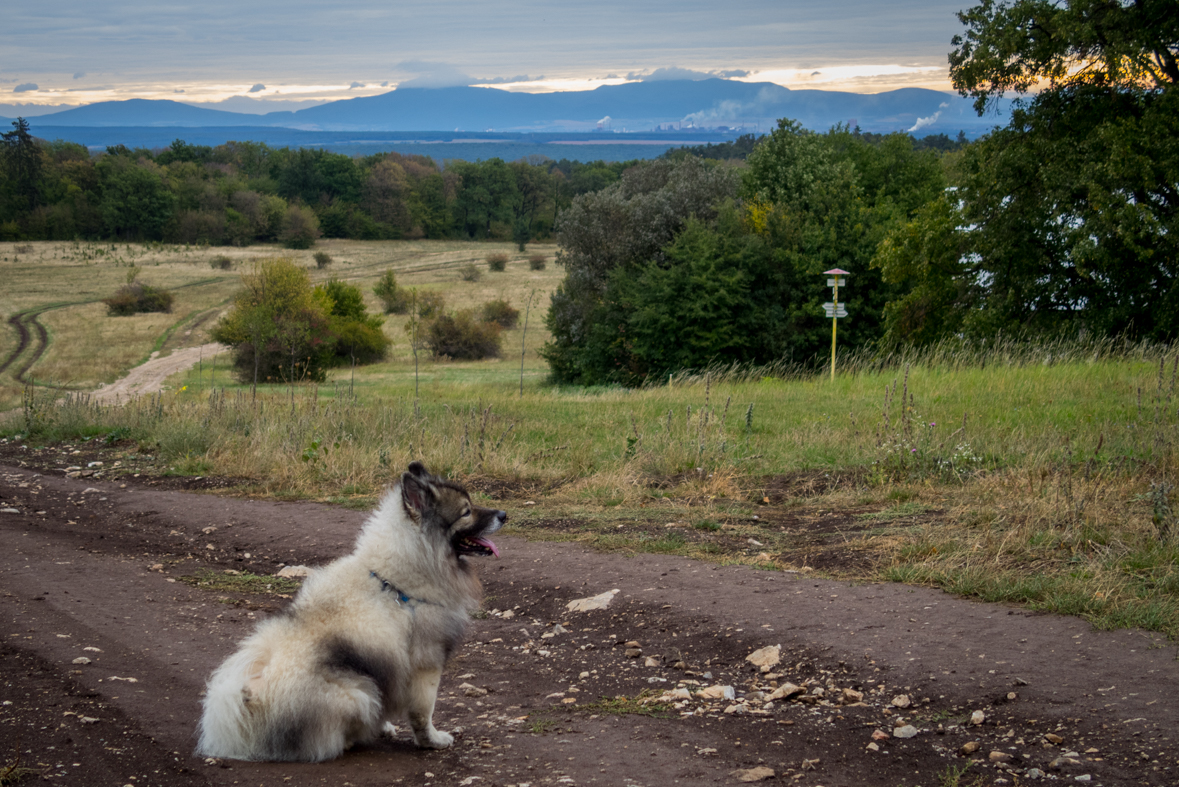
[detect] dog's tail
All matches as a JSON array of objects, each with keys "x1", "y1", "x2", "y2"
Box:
[
  {"x1": 196, "y1": 646, "x2": 269, "y2": 760},
  {"x1": 196, "y1": 632, "x2": 385, "y2": 762}
]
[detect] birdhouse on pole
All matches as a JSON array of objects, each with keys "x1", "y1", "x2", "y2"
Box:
[{"x1": 823, "y1": 269, "x2": 850, "y2": 381}]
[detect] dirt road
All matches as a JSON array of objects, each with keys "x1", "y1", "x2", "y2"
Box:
[
  {"x1": 89, "y1": 344, "x2": 227, "y2": 405},
  {"x1": 0, "y1": 445, "x2": 1176, "y2": 787}
]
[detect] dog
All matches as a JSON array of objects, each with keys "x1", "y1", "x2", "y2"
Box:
[{"x1": 196, "y1": 462, "x2": 505, "y2": 762}]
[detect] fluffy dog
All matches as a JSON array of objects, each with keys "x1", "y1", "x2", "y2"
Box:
[{"x1": 196, "y1": 462, "x2": 505, "y2": 761}]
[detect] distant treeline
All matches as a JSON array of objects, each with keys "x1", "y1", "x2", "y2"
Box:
[
  {"x1": 0, "y1": 124, "x2": 641, "y2": 245},
  {"x1": 661, "y1": 130, "x2": 968, "y2": 161},
  {"x1": 0, "y1": 121, "x2": 969, "y2": 247}
]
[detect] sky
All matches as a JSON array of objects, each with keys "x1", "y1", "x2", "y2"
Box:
[{"x1": 1, "y1": 1, "x2": 974, "y2": 112}]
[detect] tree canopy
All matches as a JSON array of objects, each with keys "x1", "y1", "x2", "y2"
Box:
[{"x1": 876, "y1": 0, "x2": 1179, "y2": 345}]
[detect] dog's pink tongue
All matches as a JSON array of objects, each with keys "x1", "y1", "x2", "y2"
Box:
[{"x1": 473, "y1": 537, "x2": 500, "y2": 557}]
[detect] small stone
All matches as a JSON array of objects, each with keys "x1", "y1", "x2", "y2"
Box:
[
  {"x1": 579, "y1": 671, "x2": 590, "y2": 679},
  {"x1": 500, "y1": 609, "x2": 515, "y2": 619},
  {"x1": 866, "y1": 742, "x2": 879, "y2": 751},
  {"x1": 891, "y1": 694, "x2": 911, "y2": 708},
  {"x1": 71, "y1": 657, "x2": 91, "y2": 665},
  {"x1": 1074, "y1": 776, "x2": 1091, "y2": 783},
  {"x1": 1026, "y1": 768, "x2": 1044, "y2": 780},
  {"x1": 989, "y1": 751, "x2": 1013, "y2": 763},
  {"x1": 202, "y1": 526, "x2": 217, "y2": 534},
  {"x1": 566, "y1": 589, "x2": 619, "y2": 612},
  {"x1": 149, "y1": 564, "x2": 164, "y2": 572},
  {"x1": 892, "y1": 725, "x2": 918, "y2": 739},
  {"x1": 970, "y1": 710, "x2": 986, "y2": 726},
  {"x1": 625, "y1": 648, "x2": 643, "y2": 658},
  {"x1": 767, "y1": 682, "x2": 805, "y2": 701},
  {"x1": 840, "y1": 688, "x2": 864, "y2": 704},
  {"x1": 1050, "y1": 757, "x2": 1082, "y2": 770},
  {"x1": 623, "y1": 640, "x2": 640, "y2": 648},
  {"x1": 459, "y1": 683, "x2": 488, "y2": 697},
  {"x1": 277, "y1": 565, "x2": 312, "y2": 578},
  {"x1": 1045, "y1": 733, "x2": 1064, "y2": 745},
  {"x1": 697, "y1": 685, "x2": 735, "y2": 701},
  {"x1": 731, "y1": 766, "x2": 775, "y2": 782},
  {"x1": 745, "y1": 645, "x2": 780, "y2": 670},
  {"x1": 644, "y1": 656, "x2": 661, "y2": 667},
  {"x1": 78, "y1": 716, "x2": 99, "y2": 724},
  {"x1": 871, "y1": 729, "x2": 891, "y2": 741},
  {"x1": 960, "y1": 741, "x2": 981, "y2": 756}
]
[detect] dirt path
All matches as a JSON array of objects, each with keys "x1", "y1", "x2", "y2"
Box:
[
  {"x1": 0, "y1": 454, "x2": 1176, "y2": 787},
  {"x1": 89, "y1": 343, "x2": 227, "y2": 404}
]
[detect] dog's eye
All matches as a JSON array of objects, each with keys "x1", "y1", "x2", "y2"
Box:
[{"x1": 462, "y1": 508, "x2": 471, "y2": 518}]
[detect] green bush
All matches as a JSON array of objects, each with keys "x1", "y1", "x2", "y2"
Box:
[
  {"x1": 317, "y1": 278, "x2": 391, "y2": 366},
  {"x1": 102, "y1": 282, "x2": 175, "y2": 316},
  {"x1": 426, "y1": 310, "x2": 502, "y2": 360},
  {"x1": 280, "y1": 205, "x2": 321, "y2": 250},
  {"x1": 486, "y1": 252, "x2": 509, "y2": 272},
  {"x1": 459, "y1": 262, "x2": 482, "y2": 282},
  {"x1": 313, "y1": 251, "x2": 333, "y2": 268},
  {"x1": 528, "y1": 253, "x2": 547, "y2": 270},
  {"x1": 416, "y1": 290, "x2": 445, "y2": 319},
  {"x1": 479, "y1": 298, "x2": 519, "y2": 329},
  {"x1": 373, "y1": 269, "x2": 410, "y2": 314}
]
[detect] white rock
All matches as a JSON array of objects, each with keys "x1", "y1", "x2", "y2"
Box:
[
  {"x1": 731, "y1": 766, "x2": 775, "y2": 782},
  {"x1": 501, "y1": 609, "x2": 515, "y2": 619},
  {"x1": 970, "y1": 710, "x2": 986, "y2": 726},
  {"x1": 767, "y1": 683, "x2": 806, "y2": 701},
  {"x1": 277, "y1": 565, "x2": 313, "y2": 578},
  {"x1": 0, "y1": 508, "x2": 19, "y2": 514},
  {"x1": 745, "y1": 645, "x2": 780, "y2": 670},
  {"x1": 696, "y1": 685, "x2": 735, "y2": 701},
  {"x1": 460, "y1": 683, "x2": 489, "y2": 697},
  {"x1": 565, "y1": 589, "x2": 620, "y2": 612},
  {"x1": 891, "y1": 694, "x2": 912, "y2": 708},
  {"x1": 71, "y1": 657, "x2": 91, "y2": 665},
  {"x1": 893, "y1": 725, "x2": 918, "y2": 739}
]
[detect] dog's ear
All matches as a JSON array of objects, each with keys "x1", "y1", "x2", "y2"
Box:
[
  {"x1": 407, "y1": 461, "x2": 430, "y2": 479},
  {"x1": 400, "y1": 467, "x2": 435, "y2": 519}
]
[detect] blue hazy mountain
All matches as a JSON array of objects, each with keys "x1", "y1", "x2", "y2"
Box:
[{"x1": 5, "y1": 80, "x2": 1006, "y2": 137}]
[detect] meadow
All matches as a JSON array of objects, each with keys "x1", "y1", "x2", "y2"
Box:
[{"x1": 2, "y1": 239, "x2": 1177, "y2": 640}]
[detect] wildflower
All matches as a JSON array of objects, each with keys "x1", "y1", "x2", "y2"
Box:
[{"x1": 910, "y1": 448, "x2": 917, "y2": 453}]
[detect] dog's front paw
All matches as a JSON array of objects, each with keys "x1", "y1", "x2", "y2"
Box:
[
  {"x1": 415, "y1": 727, "x2": 454, "y2": 749},
  {"x1": 382, "y1": 721, "x2": 398, "y2": 738}
]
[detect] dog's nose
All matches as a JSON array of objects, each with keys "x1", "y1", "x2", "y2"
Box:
[{"x1": 496, "y1": 511, "x2": 507, "y2": 523}]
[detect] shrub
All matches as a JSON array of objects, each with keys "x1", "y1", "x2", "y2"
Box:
[
  {"x1": 479, "y1": 298, "x2": 519, "y2": 329},
  {"x1": 486, "y1": 252, "x2": 509, "y2": 272},
  {"x1": 102, "y1": 282, "x2": 175, "y2": 316},
  {"x1": 373, "y1": 269, "x2": 410, "y2": 314},
  {"x1": 210, "y1": 254, "x2": 233, "y2": 270},
  {"x1": 317, "y1": 279, "x2": 390, "y2": 365},
  {"x1": 313, "y1": 251, "x2": 333, "y2": 268},
  {"x1": 211, "y1": 258, "x2": 334, "y2": 384},
  {"x1": 425, "y1": 310, "x2": 502, "y2": 360},
  {"x1": 459, "y1": 262, "x2": 482, "y2": 282},
  {"x1": 528, "y1": 253, "x2": 547, "y2": 270},
  {"x1": 280, "y1": 205, "x2": 321, "y2": 249},
  {"x1": 416, "y1": 290, "x2": 445, "y2": 319},
  {"x1": 14, "y1": 244, "x2": 34, "y2": 254}
]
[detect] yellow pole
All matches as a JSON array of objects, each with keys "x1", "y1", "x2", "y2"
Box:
[{"x1": 830, "y1": 278, "x2": 839, "y2": 381}]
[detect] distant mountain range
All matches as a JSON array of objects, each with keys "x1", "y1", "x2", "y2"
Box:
[{"x1": 2, "y1": 79, "x2": 1007, "y2": 138}]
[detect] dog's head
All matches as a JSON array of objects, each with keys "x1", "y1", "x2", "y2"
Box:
[{"x1": 400, "y1": 462, "x2": 505, "y2": 560}]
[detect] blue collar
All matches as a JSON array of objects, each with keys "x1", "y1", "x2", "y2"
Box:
[{"x1": 370, "y1": 571, "x2": 434, "y2": 608}]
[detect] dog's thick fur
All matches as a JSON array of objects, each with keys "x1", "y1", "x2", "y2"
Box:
[{"x1": 196, "y1": 462, "x2": 505, "y2": 762}]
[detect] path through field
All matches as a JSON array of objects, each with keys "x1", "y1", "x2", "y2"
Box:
[
  {"x1": 89, "y1": 343, "x2": 227, "y2": 405},
  {"x1": 0, "y1": 443, "x2": 1176, "y2": 787}
]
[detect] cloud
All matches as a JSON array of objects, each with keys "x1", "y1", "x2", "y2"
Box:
[
  {"x1": 248, "y1": 83, "x2": 266, "y2": 93},
  {"x1": 395, "y1": 61, "x2": 473, "y2": 88},
  {"x1": 349, "y1": 81, "x2": 364, "y2": 89},
  {"x1": 714, "y1": 69, "x2": 750, "y2": 78},
  {"x1": 474, "y1": 74, "x2": 541, "y2": 85},
  {"x1": 626, "y1": 67, "x2": 745, "y2": 82},
  {"x1": 73, "y1": 72, "x2": 86, "y2": 79},
  {"x1": 908, "y1": 101, "x2": 949, "y2": 133},
  {"x1": 174, "y1": 89, "x2": 185, "y2": 93},
  {"x1": 13, "y1": 83, "x2": 39, "y2": 93},
  {"x1": 380, "y1": 81, "x2": 388, "y2": 87}
]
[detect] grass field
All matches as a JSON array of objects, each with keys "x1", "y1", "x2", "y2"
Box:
[{"x1": 3, "y1": 239, "x2": 1177, "y2": 641}]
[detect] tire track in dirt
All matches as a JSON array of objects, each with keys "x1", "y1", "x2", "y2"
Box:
[
  {"x1": 0, "y1": 307, "x2": 54, "y2": 384},
  {"x1": 90, "y1": 343, "x2": 228, "y2": 404}
]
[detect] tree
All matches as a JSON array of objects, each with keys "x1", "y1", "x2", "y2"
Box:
[
  {"x1": 211, "y1": 259, "x2": 335, "y2": 385},
  {"x1": 1, "y1": 118, "x2": 43, "y2": 214},
  {"x1": 97, "y1": 156, "x2": 175, "y2": 240},
  {"x1": 542, "y1": 156, "x2": 740, "y2": 383},
  {"x1": 914, "y1": 0, "x2": 1179, "y2": 341}
]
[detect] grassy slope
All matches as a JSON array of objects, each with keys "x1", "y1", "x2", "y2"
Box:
[{"x1": 2, "y1": 239, "x2": 1177, "y2": 639}]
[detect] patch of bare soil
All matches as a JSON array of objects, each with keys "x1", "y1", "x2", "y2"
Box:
[
  {"x1": 89, "y1": 343, "x2": 226, "y2": 405},
  {"x1": 1, "y1": 442, "x2": 1177, "y2": 787}
]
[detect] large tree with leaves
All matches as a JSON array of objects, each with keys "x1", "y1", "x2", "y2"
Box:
[{"x1": 878, "y1": 0, "x2": 1179, "y2": 344}]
